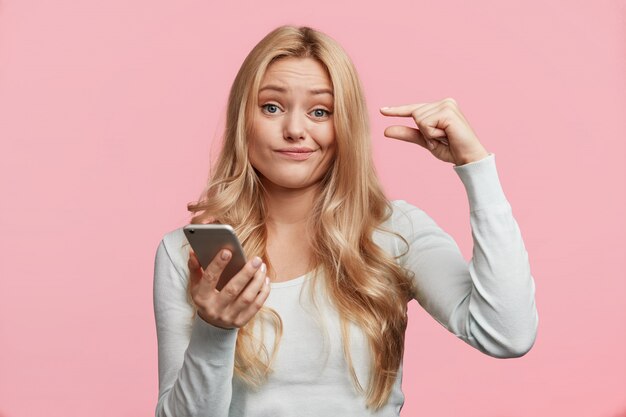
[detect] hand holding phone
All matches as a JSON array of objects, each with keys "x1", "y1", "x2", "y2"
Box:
[{"x1": 184, "y1": 224, "x2": 272, "y2": 330}]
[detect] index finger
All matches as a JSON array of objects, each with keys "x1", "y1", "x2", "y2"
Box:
[
  {"x1": 214, "y1": 256, "x2": 263, "y2": 307},
  {"x1": 190, "y1": 249, "x2": 232, "y2": 295},
  {"x1": 379, "y1": 103, "x2": 429, "y2": 116}
]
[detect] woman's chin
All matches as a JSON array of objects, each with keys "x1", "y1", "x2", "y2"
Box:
[{"x1": 260, "y1": 176, "x2": 323, "y2": 192}]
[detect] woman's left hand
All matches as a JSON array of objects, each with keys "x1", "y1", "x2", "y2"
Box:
[{"x1": 380, "y1": 97, "x2": 490, "y2": 166}]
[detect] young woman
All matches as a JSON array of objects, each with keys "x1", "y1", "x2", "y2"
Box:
[{"x1": 153, "y1": 25, "x2": 538, "y2": 416}]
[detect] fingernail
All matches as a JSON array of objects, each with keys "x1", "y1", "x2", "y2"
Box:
[
  {"x1": 261, "y1": 262, "x2": 267, "y2": 273},
  {"x1": 265, "y1": 276, "x2": 270, "y2": 286},
  {"x1": 427, "y1": 140, "x2": 435, "y2": 150},
  {"x1": 252, "y1": 256, "x2": 262, "y2": 268},
  {"x1": 380, "y1": 106, "x2": 390, "y2": 110},
  {"x1": 221, "y1": 250, "x2": 231, "y2": 260}
]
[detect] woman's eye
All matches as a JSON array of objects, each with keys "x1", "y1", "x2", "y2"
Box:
[
  {"x1": 311, "y1": 108, "x2": 331, "y2": 118},
  {"x1": 261, "y1": 104, "x2": 280, "y2": 114}
]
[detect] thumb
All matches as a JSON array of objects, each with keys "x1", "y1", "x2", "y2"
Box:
[{"x1": 188, "y1": 249, "x2": 202, "y2": 283}]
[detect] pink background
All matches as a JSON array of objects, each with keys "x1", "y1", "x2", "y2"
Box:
[{"x1": 1, "y1": 1, "x2": 624, "y2": 416}]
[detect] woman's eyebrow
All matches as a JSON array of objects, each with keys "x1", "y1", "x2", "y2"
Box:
[{"x1": 259, "y1": 84, "x2": 334, "y2": 97}]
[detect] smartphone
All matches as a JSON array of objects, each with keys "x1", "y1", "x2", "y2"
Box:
[{"x1": 183, "y1": 224, "x2": 247, "y2": 291}]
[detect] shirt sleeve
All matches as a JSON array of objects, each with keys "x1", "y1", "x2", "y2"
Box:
[
  {"x1": 153, "y1": 237, "x2": 239, "y2": 416},
  {"x1": 392, "y1": 153, "x2": 539, "y2": 358}
]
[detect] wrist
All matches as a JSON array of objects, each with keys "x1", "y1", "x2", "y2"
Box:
[{"x1": 455, "y1": 150, "x2": 490, "y2": 166}]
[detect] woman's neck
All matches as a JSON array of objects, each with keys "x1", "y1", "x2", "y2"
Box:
[
  {"x1": 261, "y1": 180, "x2": 320, "y2": 228},
  {"x1": 260, "y1": 179, "x2": 319, "y2": 280}
]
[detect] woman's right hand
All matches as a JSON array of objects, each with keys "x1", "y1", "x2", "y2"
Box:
[{"x1": 187, "y1": 248, "x2": 271, "y2": 330}]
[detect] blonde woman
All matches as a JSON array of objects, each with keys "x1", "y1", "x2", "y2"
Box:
[{"x1": 153, "y1": 25, "x2": 538, "y2": 416}]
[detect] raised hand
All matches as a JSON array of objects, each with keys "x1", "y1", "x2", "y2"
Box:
[{"x1": 380, "y1": 97, "x2": 490, "y2": 166}]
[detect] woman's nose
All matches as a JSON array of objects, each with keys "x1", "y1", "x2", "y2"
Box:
[{"x1": 283, "y1": 111, "x2": 306, "y2": 141}]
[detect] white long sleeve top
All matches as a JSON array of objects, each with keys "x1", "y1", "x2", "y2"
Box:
[{"x1": 152, "y1": 152, "x2": 539, "y2": 417}]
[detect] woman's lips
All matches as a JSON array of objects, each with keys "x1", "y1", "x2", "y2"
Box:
[{"x1": 275, "y1": 150, "x2": 315, "y2": 160}]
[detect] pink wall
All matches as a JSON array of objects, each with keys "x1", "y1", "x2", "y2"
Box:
[{"x1": 1, "y1": 1, "x2": 624, "y2": 416}]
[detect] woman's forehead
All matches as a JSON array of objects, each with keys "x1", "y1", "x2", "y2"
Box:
[{"x1": 260, "y1": 57, "x2": 333, "y2": 94}]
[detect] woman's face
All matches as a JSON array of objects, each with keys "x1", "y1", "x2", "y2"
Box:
[{"x1": 248, "y1": 56, "x2": 336, "y2": 192}]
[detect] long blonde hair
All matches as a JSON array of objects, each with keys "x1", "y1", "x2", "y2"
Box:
[{"x1": 185, "y1": 25, "x2": 416, "y2": 410}]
